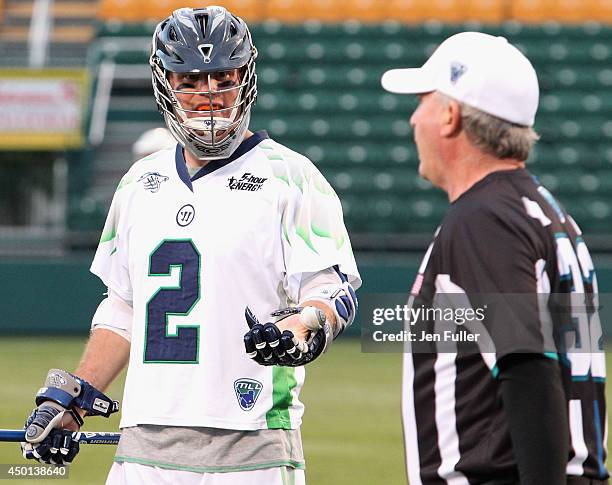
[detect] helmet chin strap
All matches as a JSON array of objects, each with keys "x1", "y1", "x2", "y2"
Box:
[
  {"x1": 181, "y1": 116, "x2": 235, "y2": 143},
  {"x1": 182, "y1": 116, "x2": 233, "y2": 131}
]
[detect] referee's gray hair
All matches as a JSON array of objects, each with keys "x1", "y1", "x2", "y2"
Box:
[{"x1": 437, "y1": 93, "x2": 539, "y2": 161}]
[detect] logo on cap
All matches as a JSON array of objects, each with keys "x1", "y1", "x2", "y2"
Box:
[{"x1": 450, "y1": 62, "x2": 467, "y2": 84}]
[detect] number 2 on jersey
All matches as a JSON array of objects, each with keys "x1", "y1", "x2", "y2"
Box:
[{"x1": 144, "y1": 239, "x2": 200, "y2": 363}]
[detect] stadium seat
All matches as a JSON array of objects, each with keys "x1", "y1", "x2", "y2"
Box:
[
  {"x1": 598, "y1": 145, "x2": 612, "y2": 165},
  {"x1": 83, "y1": 20, "x2": 612, "y2": 240},
  {"x1": 292, "y1": 65, "x2": 381, "y2": 88},
  {"x1": 261, "y1": 0, "x2": 301, "y2": 22},
  {"x1": 545, "y1": 66, "x2": 610, "y2": 90},
  {"x1": 510, "y1": 0, "x2": 556, "y2": 22},
  {"x1": 215, "y1": 0, "x2": 263, "y2": 22},
  {"x1": 553, "y1": 0, "x2": 612, "y2": 23},
  {"x1": 511, "y1": 0, "x2": 612, "y2": 23},
  {"x1": 95, "y1": 0, "x2": 612, "y2": 24},
  {"x1": 141, "y1": 0, "x2": 178, "y2": 21},
  {"x1": 533, "y1": 143, "x2": 603, "y2": 169},
  {"x1": 470, "y1": 0, "x2": 504, "y2": 22},
  {"x1": 586, "y1": 198, "x2": 612, "y2": 221},
  {"x1": 344, "y1": 0, "x2": 388, "y2": 22},
  {"x1": 326, "y1": 167, "x2": 380, "y2": 193},
  {"x1": 96, "y1": 20, "x2": 155, "y2": 37},
  {"x1": 98, "y1": 0, "x2": 142, "y2": 22},
  {"x1": 384, "y1": 0, "x2": 464, "y2": 23}
]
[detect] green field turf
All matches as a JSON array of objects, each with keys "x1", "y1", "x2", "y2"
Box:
[{"x1": 0, "y1": 337, "x2": 608, "y2": 484}]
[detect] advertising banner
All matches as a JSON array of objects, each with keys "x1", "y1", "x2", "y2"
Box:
[{"x1": 0, "y1": 69, "x2": 89, "y2": 150}]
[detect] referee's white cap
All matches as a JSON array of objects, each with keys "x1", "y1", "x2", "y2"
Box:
[{"x1": 381, "y1": 31, "x2": 539, "y2": 127}]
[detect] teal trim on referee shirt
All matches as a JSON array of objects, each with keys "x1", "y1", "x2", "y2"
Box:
[
  {"x1": 572, "y1": 373, "x2": 606, "y2": 383},
  {"x1": 491, "y1": 352, "x2": 560, "y2": 379},
  {"x1": 593, "y1": 399, "x2": 607, "y2": 478}
]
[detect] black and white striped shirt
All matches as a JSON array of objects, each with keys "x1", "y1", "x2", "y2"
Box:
[{"x1": 403, "y1": 169, "x2": 608, "y2": 484}]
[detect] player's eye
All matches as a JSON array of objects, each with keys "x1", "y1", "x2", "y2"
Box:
[
  {"x1": 173, "y1": 74, "x2": 201, "y2": 90},
  {"x1": 176, "y1": 82, "x2": 195, "y2": 90},
  {"x1": 212, "y1": 70, "x2": 231, "y2": 80},
  {"x1": 217, "y1": 79, "x2": 237, "y2": 89},
  {"x1": 212, "y1": 70, "x2": 239, "y2": 88}
]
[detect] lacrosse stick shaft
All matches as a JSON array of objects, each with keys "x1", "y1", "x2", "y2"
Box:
[{"x1": 0, "y1": 429, "x2": 120, "y2": 444}]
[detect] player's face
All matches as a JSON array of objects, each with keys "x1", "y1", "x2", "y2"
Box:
[
  {"x1": 168, "y1": 69, "x2": 242, "y2": 119},
  {"x1": 410, "y1": 92, "x2": 446, "y2": 187}
]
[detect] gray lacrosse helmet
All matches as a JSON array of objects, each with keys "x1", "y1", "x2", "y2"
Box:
[{"x1": 150, "y1": 6, "x2": 258, "y2": 160}]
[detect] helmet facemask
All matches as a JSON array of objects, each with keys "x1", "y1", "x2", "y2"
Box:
[
  {"x1": 152, "y1": 55, "x2": 257, "y2": 160},
  {"x1": 150, "y1": 7, "x2": 258, "y2": 160}
]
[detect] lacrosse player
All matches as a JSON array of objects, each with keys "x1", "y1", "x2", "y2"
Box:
[
  {"x1": 382, "y1": 32, "x2": 608, "y2": 484},
  {"x1": 21, "y1": 7, "x2": 360, "y2": 484}
]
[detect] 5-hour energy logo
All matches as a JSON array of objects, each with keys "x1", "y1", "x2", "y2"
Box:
[{"x1": 228, "y1": 173, "x2": 267, "y2": 191}]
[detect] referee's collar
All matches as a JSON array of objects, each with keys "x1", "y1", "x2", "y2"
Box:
[
  {"x1": 175, "y1": 131, "x2": 269, "y2": 191},
  {"x1": 453, "y1": 167, "x2": 529, "y2": 204}
]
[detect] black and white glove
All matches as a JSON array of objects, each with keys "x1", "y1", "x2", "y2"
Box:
[
  {"x1": 244, "y1": 306, "x2": 332, "y2": 366},
  {"x1": 21, "y1": 369, "x2": 118, "y2": 466},
  {"x1": 21, "y1": 406, "x2": 80, "y2": 465}
]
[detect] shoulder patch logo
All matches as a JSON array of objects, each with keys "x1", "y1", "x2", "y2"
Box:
[
  {"x1": 450, "y1": 62, "x2": 467, "y2": 84},
  {"x1": 234, "y1": 378, "x2": 263, "y2": 411},
  {"x1": 137, "y1": 172, "x2": 169, "y2": 193},
  {"x1": 227, "y1": 173, "x2": 267, "y2": 192}
]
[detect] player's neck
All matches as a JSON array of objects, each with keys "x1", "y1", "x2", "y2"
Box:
[
  {"x1": 445, "y1": 151, "x2": 525, "y2": 203},
  {"x1": 183, "y1": 130, "x2": 255, "y2": 169}
]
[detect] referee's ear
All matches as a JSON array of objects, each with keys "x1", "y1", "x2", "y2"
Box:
[{"x1": 441, "y1": 99, "x2": 462, "y2": 138}]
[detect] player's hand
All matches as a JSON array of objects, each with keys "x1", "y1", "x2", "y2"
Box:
[
  {"x1": 21, "y1": 403, "x2": 81, "y2": 466},
  {"x1": 244, "y1": 306, "x2": 330, "y2": 366},
  {"x1": 275, "y1": 313, "x2": 310, "y2": 342},
  {"x1": 21, "y1": 368, "x2": 117, "y2": 466}
]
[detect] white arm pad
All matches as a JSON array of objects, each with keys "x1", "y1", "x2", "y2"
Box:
[
  {"x1": 297, "y1": 268, "x2": 341, "y2": 302},
  {"x1": 298, "y1": 267, "x2": 358, "y2": 338},
  {"x1": 91, "y1": 290, "x2": 133, "y2": 342}
]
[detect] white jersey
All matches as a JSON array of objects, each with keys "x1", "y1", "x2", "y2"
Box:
[{"x1": 91, "y1": 132, "x2": 361, "y2": 430}]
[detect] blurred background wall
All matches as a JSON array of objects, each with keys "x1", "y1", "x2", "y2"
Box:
[{"x1": 1, "y1": 0, "x2": 611, "y2": 334}]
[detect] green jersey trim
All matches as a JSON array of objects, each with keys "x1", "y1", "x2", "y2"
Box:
[
  {"x1": 265, "y1": 366, "x2": 297, "y2": 429},
  {"x1": 100, "y1": 228, "x2": 116, "y2": 244},
  {"x1": 114, "y1": 456, "x2": 305, "y2": 472}
]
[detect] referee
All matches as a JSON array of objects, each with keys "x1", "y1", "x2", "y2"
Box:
[{"x1": 382, "y1": 32, "x2": 608, "y2": 484}]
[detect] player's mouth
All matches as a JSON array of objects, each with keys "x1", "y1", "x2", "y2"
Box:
[{"x1": 195, "y1": 103, "x2": 223, "y2": 112}]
